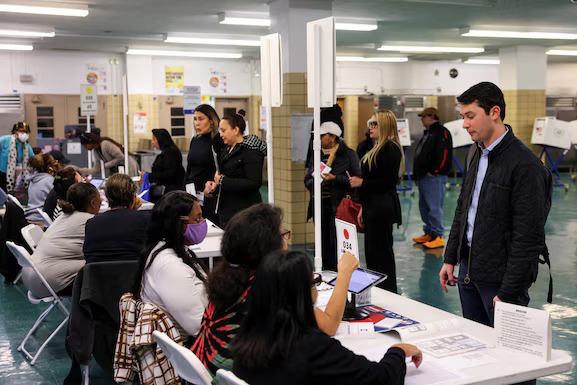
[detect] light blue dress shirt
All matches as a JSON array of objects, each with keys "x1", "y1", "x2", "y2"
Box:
[{"x1": 466, "y1": 128, "x2": 508, "y2": 247}]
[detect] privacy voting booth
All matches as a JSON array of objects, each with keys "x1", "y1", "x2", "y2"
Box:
[
  {"x1": 531, "y1": 117, "x2": 572, "y2": 190},
  {"x1": 307, "y1": 16, "x2": 336, "y2": 272},
  {"x1": 395, "y1": 118, "x2": 413, "y2": 192},
  {"x1": 260, "y1": 33, "x2": 283, "y2": 203}
]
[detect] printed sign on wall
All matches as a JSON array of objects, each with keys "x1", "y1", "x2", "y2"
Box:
[{"x1": 165, "y1": 66, "x2": 184, "y2": 94}]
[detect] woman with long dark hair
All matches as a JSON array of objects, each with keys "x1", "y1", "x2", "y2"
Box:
[
  {"x1": 349, "y1": 110, "x2": 403, "y2": 293},
  {"x1": 232, "y1": 250, "x2": 422, "y2": 385},
  {"x1": 185, "y1": 104, "x2": 224, "y2": 225},
  {"x1": 133, "y1": 191, "x2": 208, "y2": 339},
  {"x1": 148, "y1": 128, "x2": 184, "y2": 201},
  {"x1": 79, "y1": 132, "x2": 139, "y2": 177},
  {"x1": 204, "y1": 114, "x2": 265, "y2": 227},
  {"x1": 191, "y1": 203, "x2": 285, "y2": 376}
]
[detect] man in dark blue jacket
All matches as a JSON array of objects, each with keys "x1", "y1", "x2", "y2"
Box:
[{"x1": 440, "y1": 82, "x2": 551, "y2": 345}]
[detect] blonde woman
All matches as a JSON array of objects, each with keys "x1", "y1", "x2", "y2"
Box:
[{"x1": 349, "y1": 110, "x2": 403, "y2": 293}]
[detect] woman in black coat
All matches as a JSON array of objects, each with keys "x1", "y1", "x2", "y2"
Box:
[
  {"x1": 148, "y1": 128, "x2": 184, "y2": 202},
  {"x1": 349, "y1": 110, "x2": 403, "y2": 293},
  {"x1": 204, "y1": 114, "x2": 265, "y2": 228},
  {"x1": 186, "y1": 104, "x2": 224, "y2": 225},
  {"x1": 305, "y1": 122, "x2": 360, "y2": 271}
]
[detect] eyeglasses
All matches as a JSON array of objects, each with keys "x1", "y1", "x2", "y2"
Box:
[
  {"x1": 281, "y1": 229, "x2": 291, "y2": 240},
  {"x1": 311, "y1": 273, "x2": 322, "y2": 288},
  {"x1": 367, "y1": 121, "x2": 378, "y2": 128}
]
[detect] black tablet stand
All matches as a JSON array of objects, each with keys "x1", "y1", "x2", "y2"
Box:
[{"x1": 342, "y1": 293, "x2": 370, "y2": 321}]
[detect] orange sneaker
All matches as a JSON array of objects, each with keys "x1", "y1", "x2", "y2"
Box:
[
  {"x1": 423, "y1": 236, "x2": 445, "y2": 249},
  {"x1": 412, "y1": 234, "x2": 433, "y2": 244}
]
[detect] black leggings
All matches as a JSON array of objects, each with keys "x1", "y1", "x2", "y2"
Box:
[{"x1": 363, "y1": 212, "x2": 397, "y2": 293}]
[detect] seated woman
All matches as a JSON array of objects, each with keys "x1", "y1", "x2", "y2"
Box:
[
  {"x1": 204, "y1": 114, "x2": 265, "y2": 227},
  {"x1": 79, "y1": 132, "x2": 139, "y2": 177},
  {"x1": 232, "y1": 250, "x2": 423, "y2": 385},
  {"x1": 133, "y1": 191, "x2": 208, "y2": 340},
  {"x1": 22, "y1": 183, "x2": 101, "y2": 297},
  {"x1": 43, "y1": 166, "x2": 82, "y2": 221},
  {"x1": 84, "y1": 173, "x2": 150, "y2": 264},
  {"x1": 192, "y1": 204, "x2": 357, "y2": 377},
  {"x1": 147, "y1": 128, "x2": 184, "y2": 202},
  {"x1": 25, "y1": 153, "x2": 57, "y2": 225}
]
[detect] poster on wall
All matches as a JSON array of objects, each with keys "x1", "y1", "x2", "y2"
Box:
[
  {"x1": 165, "y1": 66, "x2": 184, "y2": 94},
  {"x1": 133, "y1": 112, "x2": 148, "y2": 134},
  {"x1": 208, "y1": 70, "x2": 228, "y2": 94},
  {"x1": 183, "y1": 86, "x2": 202, "y2": 114},
  {"x1": 201, "y1": 95, "x2": 215, "y2": 107},
  {"x1": 86, "y1": 64, "x2": 108, "y2": 93},
  {"x1": 260, "y1": 105, "x2": 267, "y2": 130}
]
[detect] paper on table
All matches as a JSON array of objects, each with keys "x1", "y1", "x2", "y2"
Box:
[
  {"x1": 335, "y1": 322, "x2": 376, "y2": 340},
  {"x1": 435, "y1": 350, "x2": 498, "y2": 371},
  {"x1": 375, "y1": 317, "x2": 404, "y2": 330},
  {"x1": 405, "y1": 361, "x2": 464, "y2": 385},
  {"x1": 314, "y1": 283, "x2": 333, "y2": 310}
]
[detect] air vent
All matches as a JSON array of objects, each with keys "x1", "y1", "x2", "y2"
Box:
[
  {"x1": 404, "y1": 96, "x2": 425, "y2": 109},
  {"x1": 378, "y1": 96, "x2": 396, "y2": 110},
  {"x1": 546, "y1": 97, "x2": 575, "y2": 108},
  {"x1": 0, "y1": 94, "x2": 22, "y2": 111}
]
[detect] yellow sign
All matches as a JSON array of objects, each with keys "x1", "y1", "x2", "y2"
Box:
[{"x1": 165, "y1": 65, "x2": 184, "y2": 94}]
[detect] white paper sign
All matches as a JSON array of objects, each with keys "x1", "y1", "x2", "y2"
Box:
[
  {"x1": 396, "y1": 118, "x2": 412, "y2": 147},
  {"x1": 335, "y1": 218, "x2": 359, "y2": 261},
  {"x1": 494, "y1": 302, "x2": 552, "y2": 361},
  {"x1": 80, "y1": 85, "x2": 98, "y2": 116},
  {"x1": 67, "y1": 142, "x2": 82, "y2": 155},
  {"x1": 133, "y1": 112, "x2": 147, "y2": 134},
  {"x1": 183, "y1": 86, "x2": 202, "y2": 114}
]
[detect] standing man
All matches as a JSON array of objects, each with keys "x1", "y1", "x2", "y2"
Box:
[
  {"x1": 412, "y1": 107, "x2": 453, "y2": 249},
  {"x1": 440, "y1": 82, "x2": 551, "y2": 332}
]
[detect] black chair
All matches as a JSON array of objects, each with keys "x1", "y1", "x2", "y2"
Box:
[{"x1": 65, "y1": 260, "x2": 140, "y2": 385}]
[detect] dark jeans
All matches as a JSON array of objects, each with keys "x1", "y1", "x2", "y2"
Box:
[{"x1": 457, "y1": 257, "x2": 535, "y2": 385}]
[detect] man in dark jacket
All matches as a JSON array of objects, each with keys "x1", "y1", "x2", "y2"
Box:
[
  {"x1": 412, "y1": 107, "x2": 453, "y2": 249},
  {"x1": 440, "y1": 82, "x2": 552, "y2": 336}
]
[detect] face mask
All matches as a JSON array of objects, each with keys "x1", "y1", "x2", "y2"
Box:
[
  {"x1": 17, "y1": 133, "x2": 29, "y2": 142},
  {"x1": 183, "y1": 220, "x2": 208, "y2": 245}
]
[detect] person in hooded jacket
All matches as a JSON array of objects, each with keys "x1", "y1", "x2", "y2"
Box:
[
  {"x1": 204, "y1": 114, "x2": 266, "y2": 227},
  {"x1": 148, "y1": 128, "x2": 185, "y2": 202},
  {"x1": 25, "y1": 153, "x2": 57, "y2": 225}
]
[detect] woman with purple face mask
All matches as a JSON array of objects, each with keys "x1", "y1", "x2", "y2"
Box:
[{"x1": 132, "y1": 190, "x2": 208, "y2": 340}]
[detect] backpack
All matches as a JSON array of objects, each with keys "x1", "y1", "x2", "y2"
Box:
[{"x1": 465, "y1": 144, "x2": 554, "y2": 303}]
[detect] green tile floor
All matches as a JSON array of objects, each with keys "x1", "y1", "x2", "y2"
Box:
[{"x1": 1, "y1": 173, "x2": 576, "y2": 384}]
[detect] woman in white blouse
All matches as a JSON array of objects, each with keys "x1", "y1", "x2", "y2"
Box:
[{"x1": 133, "y1": 190, "x2": 209, "y2": 340}]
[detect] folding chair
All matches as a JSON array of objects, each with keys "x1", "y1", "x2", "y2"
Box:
[
  {"x1": 216, "y1": 369, "x2": 251, "y2": 385},
  {"x1": 5, "y1": 241, "x2": 70, "y2": 365},
  {"x1": 21, "y1": 224, "x2": 44, "y2": 251},
  {"x1": 37, "y1": 208, "x2": 53, "y2": 227},
  {"x1": 7, "y1": 194, "x2": 24, "y2": 210},
  {"x1": 152, "y1": 331, "x2": 212, "y2": 385},
  {"x1": 12, "y1": 224, "x2": 44, "y2": 284}
]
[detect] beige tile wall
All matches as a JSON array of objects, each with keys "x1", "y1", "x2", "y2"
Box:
[
  {"x1": 126, "y1": 95, "x2": 160, "y2": 152},
  {"x1": 502, "y1": 89, "x2": 546, "y2": 152},
  {"x1": 105, "y1": 95, "x2": 124, "y2": 145},
  {"x1": 272, "y1": 72, "x2": 314, "y2": 245}
]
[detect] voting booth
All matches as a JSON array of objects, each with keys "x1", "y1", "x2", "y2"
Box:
[
  {"x1": 531, "y1": 117, "x2": 572, "y2": 190},
  {"x1": 443, "y1": 119, "x2": 473, "y2": 186},
  {"x1": 396, "y1": 119, "x2": 413, "y2": 192}
]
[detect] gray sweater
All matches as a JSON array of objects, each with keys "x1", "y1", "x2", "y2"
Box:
[{"x1": 25, "y1": 172, "x2": 54, "y2": 222}]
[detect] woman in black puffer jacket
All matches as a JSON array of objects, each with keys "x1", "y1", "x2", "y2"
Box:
[{"x1": 149, "y1": 128, "x2": 185, "y2": 202}]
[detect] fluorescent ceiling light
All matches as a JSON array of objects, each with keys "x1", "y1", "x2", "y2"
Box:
[
  {"x1": 127, "y1": 49, "x2": 242, "y2": 59},
  {"x1": 0, "y1": 29, "x2": 54, "y2": 38},
  {"x1": 218, "y1": 13, "x2": 270, "y2": 27},
  {"x1": 464, "y1": 59, "x2": 500, "y2": 64},
  {"x1": 0, "y1": 3, "x2": 88, "y2": 17},
  {"x1": 335, "y1": 23, "x2": 377, "y2": 31},
  {"x1": 379, "y1": 45, "x2": 484, "y2": 53},
  {"x1": 165, "y1": 36, "x2": 260, "y2": 46},
  {"x1": 462, "y1": 30, "x2": 577, "y2": 40},
  {"x1": 546, "y1": 50, "x2": 577, "y2": 56},
  {"x1": 337, "y1": 56, "x2": 408, "y2": 62},
  {"x1": 0, "y1": 43, "x2": 33, "y2": 50}
]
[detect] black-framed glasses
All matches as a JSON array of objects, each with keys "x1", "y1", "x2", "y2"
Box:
[
  {"x1": 311, "y1": 273, "x2": 322, "y2": 288},
  {"x1": 281, "y1": 229, "x2": 291, "y2": 240},
  {"x1": 368, "y1": 121, "x2": 378, "y2": 128}
]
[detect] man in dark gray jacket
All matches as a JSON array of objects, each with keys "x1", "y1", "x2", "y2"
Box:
[{"x1": 440, "y1": 82, "x2": 551, "y2": 333}]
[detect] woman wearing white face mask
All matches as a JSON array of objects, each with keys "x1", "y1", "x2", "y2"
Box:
[
  {"x1": 133, "y1": 190, "x2": 209, "y2": 340},
  {"x1": 0, "y1": 121, "x2": 34, "y2": 193}
]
